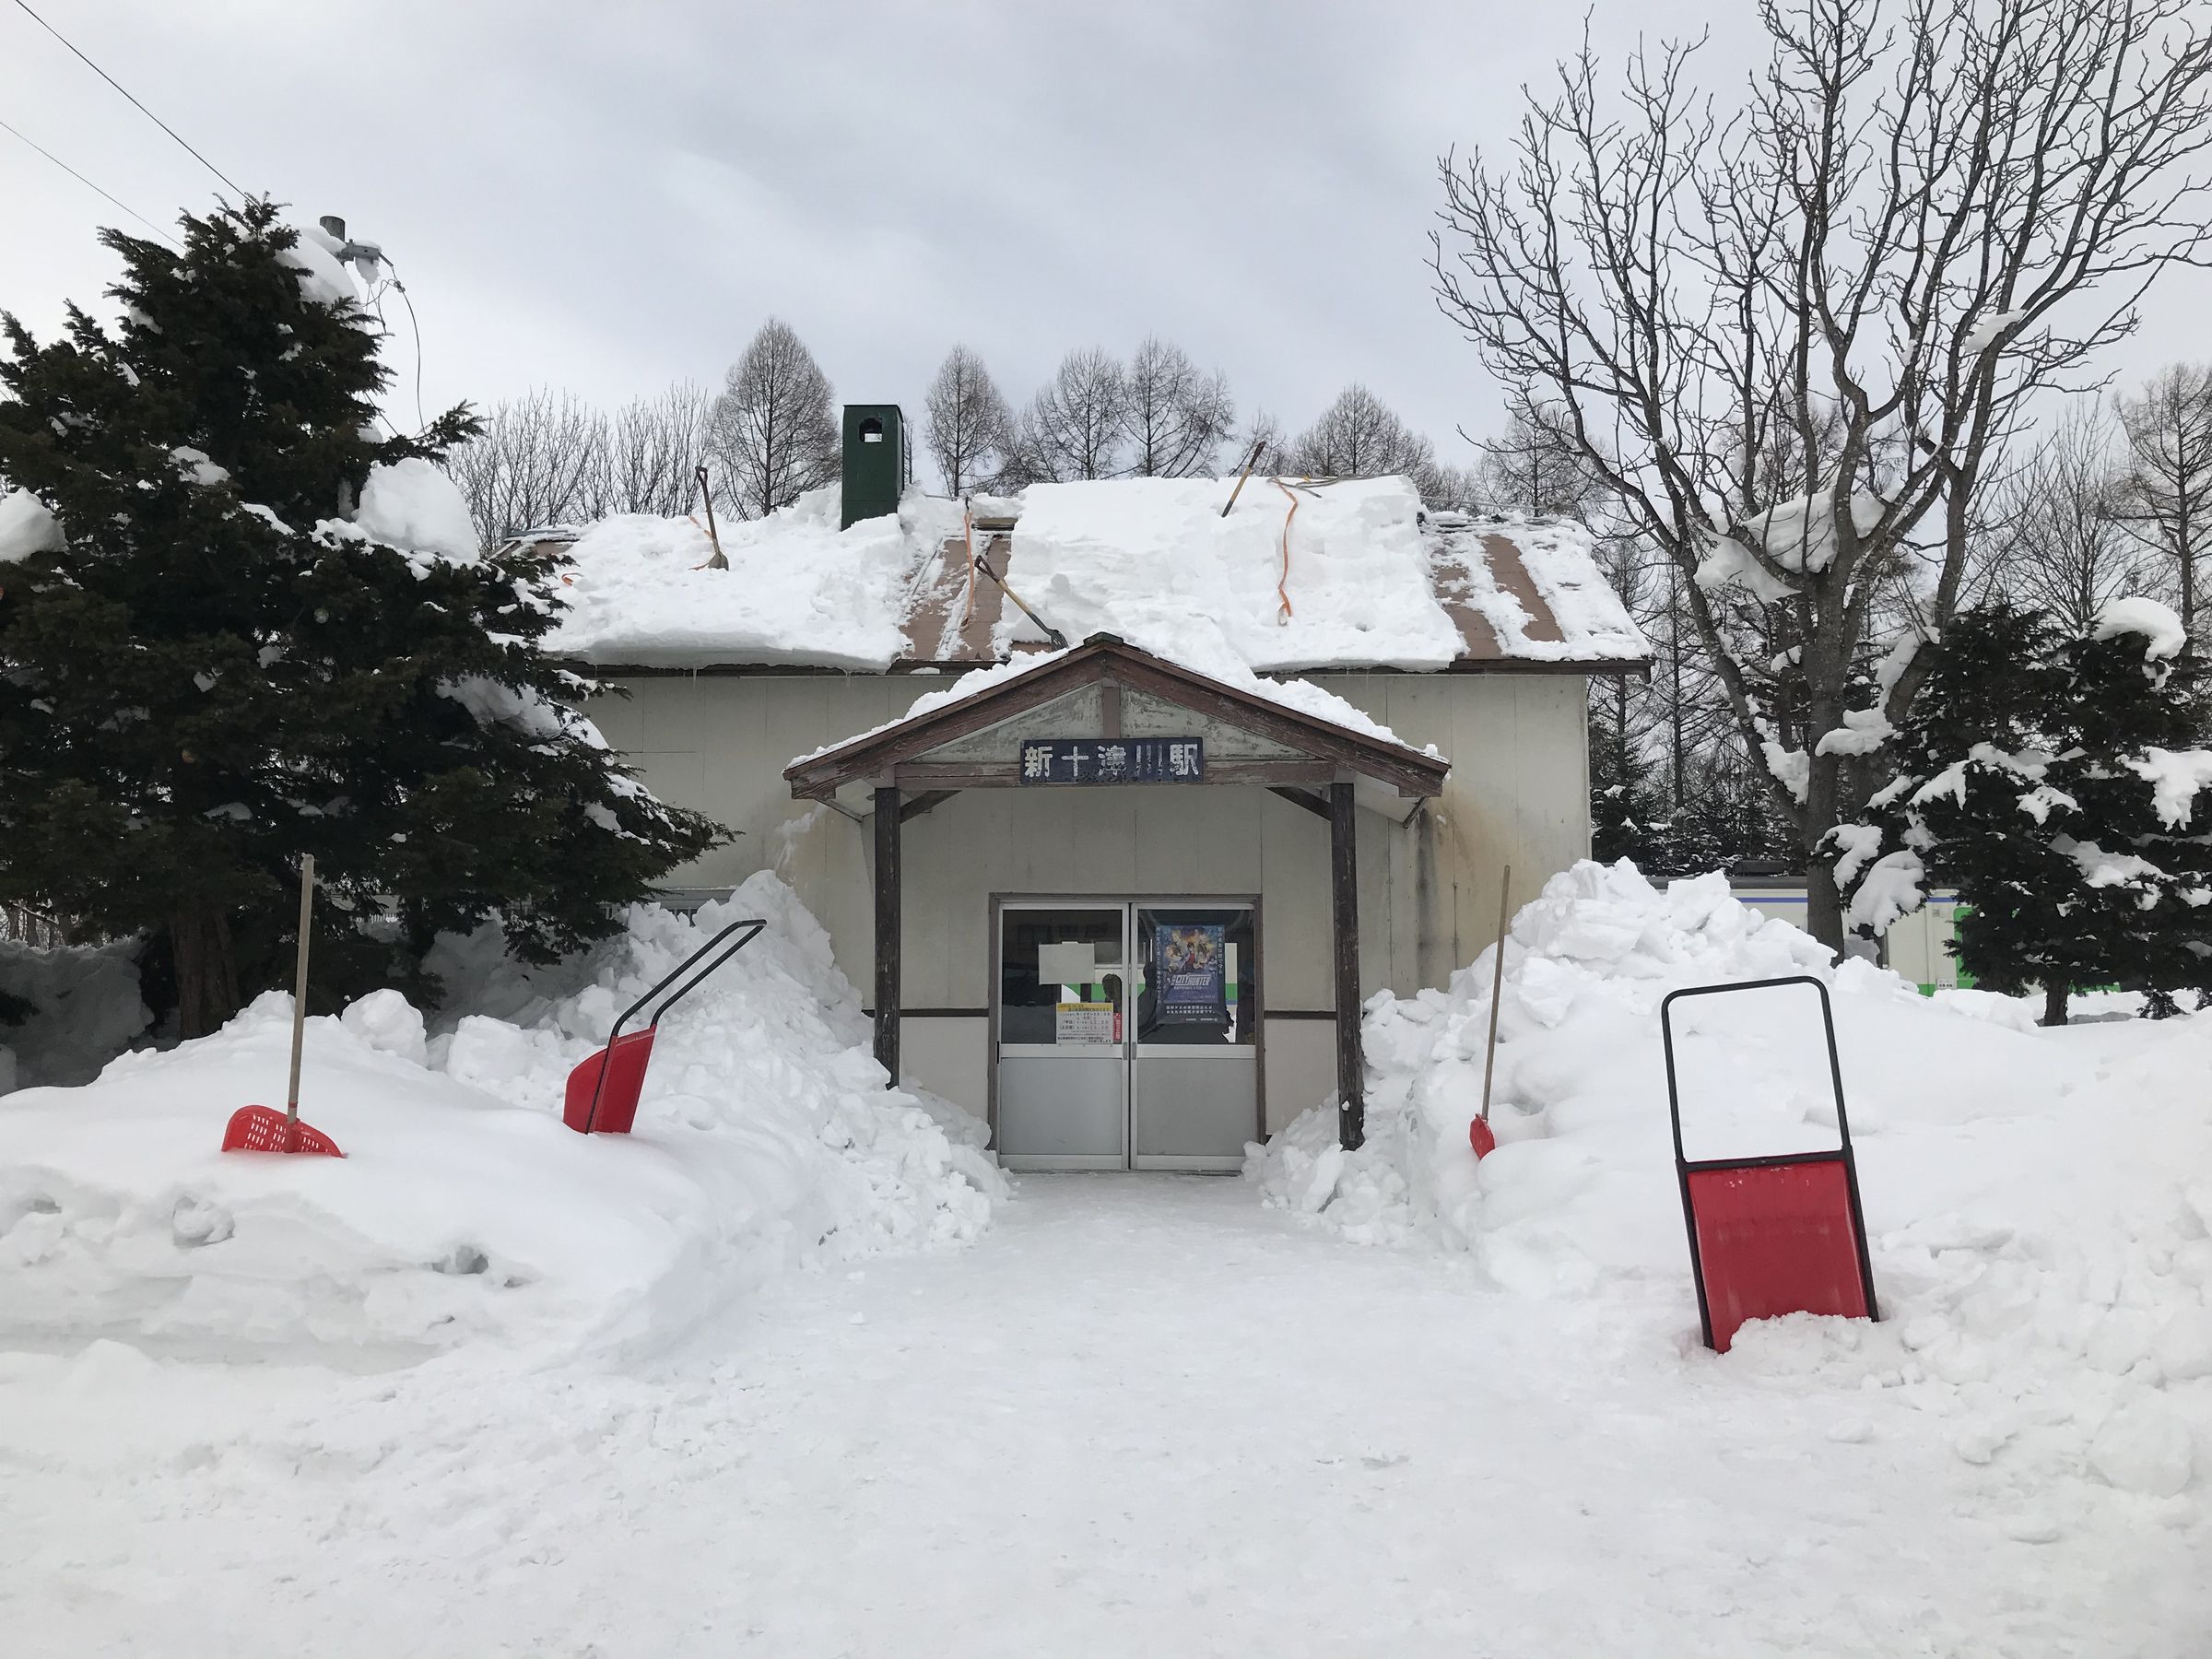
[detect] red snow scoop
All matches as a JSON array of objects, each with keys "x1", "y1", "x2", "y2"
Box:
[
  {"x1": 222, "y1": 855, "x2": 345, "y2": 1159},
  {"x1": 563, "y1": 918, "x2": 765, "y2": 1135},
  {"x1": 1660, "y1": 975, "x2": 1878, "y2": 1352},
  {"x1": 1469, "y1": 865, "x2": 1511, "y2": 1160}
]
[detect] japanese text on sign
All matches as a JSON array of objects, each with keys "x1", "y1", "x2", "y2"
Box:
[{"x1": 1018, "y1": 737, "x2": 1205, "y2": 783}]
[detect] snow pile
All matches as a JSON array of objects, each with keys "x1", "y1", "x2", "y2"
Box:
[
  {"x1": 0, "y1": 488, "x2": 65, "y2": 564},
  {"x1": 0, "y1": 874, "x2": 1003, "y2": 1360},
  {"x1": 549, "y1": 487, "x2": 961, "y2": 669},
  {"x1": 0, "y1": 936, "x2": 151, "y2": 1092},
  {"x1": 1010, "y1": 477, "x2": 1464, "y2": 670},
  {"x1": 355, "y1": 457, "x2": 480, "y2": 563},
  {"x1": 1012, "y1": 478, "x2": 1644, "y2": 673},
  {"x1": 1252, "y1": 858, "x2": 2212, "y2": 1504},
  {"x1": 551, "y1": 476, "x2": 1645, "y2": 679}
]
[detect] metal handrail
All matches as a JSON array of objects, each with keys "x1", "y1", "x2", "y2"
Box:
[{"x1": 580, "y1": 918, "x2": 766, "y2": 1133}]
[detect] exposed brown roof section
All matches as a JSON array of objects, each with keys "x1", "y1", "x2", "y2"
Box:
[
  {"x1": 900, "y1": 529, "x2": 1008, "y2": 662},
  {"x1": 881, "y1": 514, "x2": 1626, "y2": 673},
  {"x1": 1473, "y1": 532, "x2": 1569, "y2": 646}
]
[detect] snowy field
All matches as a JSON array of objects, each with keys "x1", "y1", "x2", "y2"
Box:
[
  {"x1": 2, "y1": 864, "x2": 2208, "y2": 1653},
  {"x1": 3, "y1": 1166, "x2": 2204, "y2": 1656}
]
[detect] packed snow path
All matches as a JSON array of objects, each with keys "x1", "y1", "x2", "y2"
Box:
[{"x1": 6, "y1": 1176, "x2": 2203, "y2": 1657}]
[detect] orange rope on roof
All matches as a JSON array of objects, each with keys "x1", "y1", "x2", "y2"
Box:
[{"x1": 1272, "y1": 478, "x2": 1299, "y2": 625}]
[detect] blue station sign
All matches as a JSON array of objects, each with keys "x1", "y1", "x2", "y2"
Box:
[{"x1": 1018, "y1": 737, "x2": 1205, "y2": 784}]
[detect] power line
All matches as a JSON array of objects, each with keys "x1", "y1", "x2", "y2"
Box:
[
  {"x1": 392, "y1": 276, "x2": 427, "y2": 433},
  {"x1": 10, "y1": 0, "x2": 245, "y2": 199},
  {"x1": 0, "y1": 113, "x2": 177, "y2": 246}
]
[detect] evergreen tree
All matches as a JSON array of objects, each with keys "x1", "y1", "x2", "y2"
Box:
[
  {"x1": 1846, "y1": 600, "x2": 2212, "y2": 1024},
  {"x1": 1588, "y1": 709, "x2": 1670, "y2": 869},
  {"x1": 0, "y1": 200, "x2": 720, "y2": 1036}
]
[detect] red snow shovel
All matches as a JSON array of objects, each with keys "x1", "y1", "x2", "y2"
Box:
[
  {"x1": 562, "y1": 917, "x2": 767, "y2": 1134},
  {"x1": 1469, "y1": 866, "x2": 1511, "y2": 1160},
  {"x1": 221, "y1": 855, "x2": 345, "y2": 1158}
]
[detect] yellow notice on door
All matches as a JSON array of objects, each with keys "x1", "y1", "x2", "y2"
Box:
[{"x1": 1055, "y1": 1001, "x2": 1119, "y2": 1045}]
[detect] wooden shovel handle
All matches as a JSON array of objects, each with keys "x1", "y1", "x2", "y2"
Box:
[{"x1": 286, "y1": 855, "x2": 313, "y2": 1126}]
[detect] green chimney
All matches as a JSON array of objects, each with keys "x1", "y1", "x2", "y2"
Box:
[{"x1": 841, "y1": 405, "x2": 908, "y2": 528}]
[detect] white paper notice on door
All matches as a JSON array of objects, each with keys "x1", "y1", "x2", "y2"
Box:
[{"x1": 1054, "y1": 1001, "x2": 1119, "y2": 1045}]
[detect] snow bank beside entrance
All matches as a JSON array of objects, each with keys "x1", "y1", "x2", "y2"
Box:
[
  {"x1": 1251, "y1": 858, "x2": 2212, "y2": 1504},
  {"x1": 0, "y1": 874, "x2": 1002, "y2": 1359}
]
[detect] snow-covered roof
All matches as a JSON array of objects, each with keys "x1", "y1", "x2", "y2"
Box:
[
  {"x1": 782, "y1": 634, "x2": 1453, "y2": 817},
  {"x1": 545, "y1": 477, "x2": 1650, "y2": 676}
]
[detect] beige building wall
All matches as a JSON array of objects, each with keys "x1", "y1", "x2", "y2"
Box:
[{"x1": 587, "y1": 671, "x2": 1592, "y2": 1129}]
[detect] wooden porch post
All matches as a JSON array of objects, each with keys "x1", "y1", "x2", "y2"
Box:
[
  {"x1": 874, "y1": 785, "x2": 901, "y2": 1083},
  {"x1": 1329, "y1": 780, "x2": 1364, "y2": 1150}
]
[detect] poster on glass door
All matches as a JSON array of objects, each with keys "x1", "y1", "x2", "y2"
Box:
[{"x1": 1156, "y1": 924, "x2": 1228, "y2": 1025}]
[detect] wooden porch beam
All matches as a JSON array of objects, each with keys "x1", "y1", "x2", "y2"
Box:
[
  {"x1": 890, "y1": 758, "x2": 1338, "y2": 789},
  {"x1": 1268, "y1": 784, "x2": 1333, "y2": 820},
  {"x1": 1330, "y1": 780, "x2": 1365, "y2": 1150},
  {"x1": 874, "y1": 785, "x2": 900, "y2": 1084},
  {"x1": 899, "y1": 789, "x2": 959, "y2": 822}
]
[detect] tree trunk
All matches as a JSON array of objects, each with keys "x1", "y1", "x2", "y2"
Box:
[
  {"x1": 1805, "y1": 860, "x2": 1846, "y2": 959},
  {"x1": 2041, "y1": 982, "x2": 2069, "y2": 1029},
  {"x1": 171, "y1": 907, "x2": 241, "y2": 1040}
]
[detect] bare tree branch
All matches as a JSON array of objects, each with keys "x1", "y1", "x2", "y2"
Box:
[{"x1": 1432, "y1": 0, "x2": 2212, "y2": 947}]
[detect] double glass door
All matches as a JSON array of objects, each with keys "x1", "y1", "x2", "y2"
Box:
[{"x1": 995, "y1": 900, "x2": 1259, "y2": 1171}]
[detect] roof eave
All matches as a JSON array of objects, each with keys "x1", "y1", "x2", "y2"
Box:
[{"x1": 781, "y1": 637, "x2": 1452, "y2": 802}]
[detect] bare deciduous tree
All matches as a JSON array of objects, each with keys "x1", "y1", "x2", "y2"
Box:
[
  {"x1": 447, "y1": 387, "x2": 611, "y2": 542},
  {"x1": 1122, "y1": 336, "x2": 1236, "y2": 477},
  {"x1": 1217, "y1": 410, "x2": 1285, "y2": 483},
  {"x1": 1432, "y1": 0, "x2": 2212, "y2": 948},
  {"x1": 1474, "y1": 404, "x2": 1601, "y2": 518},
  {"x1": 1285, "y1": 384, "x2": 1445, "y2": 500},
  {"x1": 709, "y1": 319, "x2": 840, "y2": 519},
  {"x1": 606, "y1": 381, "x2": 712, "y2": 518},
  {"x1": 1013, "y1": 347, "x2": 1128, "y2": 483},
  {"x1": 923, "y1": 345, "x2": 1014, "y2": 496},
  {"x1": 2113, "y1": 362, "x2": 2212, "y2": 641},
  {"x1": 1973, "y1": 404, "x2": 2158, "y2": 634}
]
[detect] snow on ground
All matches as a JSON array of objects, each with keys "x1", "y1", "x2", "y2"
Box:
[
  {"x1": 4, "y1": 859, "x2": 2207, "y2": 1652},
  {"x1": 0, "y1": 874, "x2": 1000, "y2": 1361},
  {"x1": 1253, "y1": 861, "x2": 2212, "y2": 1529},
  {"x1": 3, "y1": 1173, "x2": 2206, "y2": 1656}
]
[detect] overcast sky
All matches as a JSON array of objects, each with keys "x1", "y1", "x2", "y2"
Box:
[{"x1": 5, "y1": 0, "x2": 2208, "y2": 473}]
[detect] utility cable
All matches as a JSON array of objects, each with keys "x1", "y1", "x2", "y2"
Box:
[
  {"x1": 0, "y1": 112, "x2": 177, "y2": 245},
  {"x1": 10, "y1": 0, "x2": 246, "y2": 198},
  {"x1": 391, "y1": 276, "x2": 426, "y2": 433}
]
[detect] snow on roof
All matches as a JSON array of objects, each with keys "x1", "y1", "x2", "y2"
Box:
[
  {"x1": 790, "y1": 634, "x2": 1444, "y2": 772},
  {"x1": 547, "y1": 489, "x2": 963, "y2": 671},
  {"x1": 547, "y1": 477, "x2": 1649, "y2": 675}
]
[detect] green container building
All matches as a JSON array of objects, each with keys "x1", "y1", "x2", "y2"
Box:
[{"x1": 841, "y1": 405, "x2": 910, "y2": 529}]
